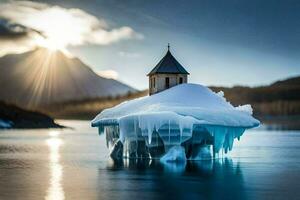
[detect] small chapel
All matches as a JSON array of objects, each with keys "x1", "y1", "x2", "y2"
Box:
[{"x1": 147, "y1": 44, "x2": 190, "y2": 95}]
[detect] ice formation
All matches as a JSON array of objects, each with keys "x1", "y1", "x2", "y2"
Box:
[
  {"x1": 160, "y1": 146, "x2": 186, "y2": 163},
  {"x1": 0, "y1": 119, "x2": 12, "y2": 128},
  {"x1": 92, "y1": 84, "x2": 260, "y2": 161}
]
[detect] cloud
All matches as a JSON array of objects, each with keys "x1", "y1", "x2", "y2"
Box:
[
  {"x1": 0, "y1": 19, "x2": 43, "y2": 55},
  {"x1": 0, "y1": 19, "x2": 30, "y2": 39},
  {"x1": 96, "y1": 70, "x2": 119, "y2": 80},
  {"x1": 0, "y1": 0, "x2": 143, "y2": 56}
]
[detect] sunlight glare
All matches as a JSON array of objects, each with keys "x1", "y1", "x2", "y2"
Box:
[
  {"x1": 49, "y1": 130, "x2": 60, "y2": 137},
  {"x1": 45, "y1": 134, "x2": 64, "y2": 200},
  {"x1": 28, "y1": 8, "x2": 85, "y2": 52}
]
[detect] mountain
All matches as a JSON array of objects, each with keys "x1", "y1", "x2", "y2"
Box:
[
  {"x1": 0, "y1": 48, "x2": 136, "y2": 109},
  {"x1": 210, "y1": 75, "x2": 300, "y2": 116}
]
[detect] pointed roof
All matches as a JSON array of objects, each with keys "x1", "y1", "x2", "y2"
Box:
[{"x1": 147, "y1": 45, "x2": 189, "y2": 76}]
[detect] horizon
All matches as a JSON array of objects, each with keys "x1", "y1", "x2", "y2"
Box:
[{"x1": 0, "y1": 0, "x2": 299, "y2": 90}]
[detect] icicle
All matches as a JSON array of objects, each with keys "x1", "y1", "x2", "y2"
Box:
[{"x1": 168, "y1": 120, "x2": 171, "y2": 145}]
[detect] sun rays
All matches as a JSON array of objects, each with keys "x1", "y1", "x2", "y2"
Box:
[
  {"x1": 21, "y1": 49, "x2": 59, "y2": 107},
  {"x1": 11, "y1": 46, "x2": 98, "y2": 109},
  {"x1": 14, "y1": 48, "x2": 69, "y2": 108}
]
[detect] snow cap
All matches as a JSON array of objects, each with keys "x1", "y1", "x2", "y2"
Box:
[{"x1": 92, "y1": 83, "x2": 260, "y2": 128}]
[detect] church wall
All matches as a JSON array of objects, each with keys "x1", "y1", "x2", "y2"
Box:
[{"x1": 149, "y1": 74, "x2": 188, "y2": 95}]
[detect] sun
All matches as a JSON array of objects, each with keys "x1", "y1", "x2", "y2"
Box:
[
  {"x1": 26, "y1": 8, "x2": 80, "y2": 53},
  {"x1": 35, "y1": 36, "x2": 72, "y2": 57},
  {"x1": 38, "y1": 38, "x2": 64, "y2": 51}
]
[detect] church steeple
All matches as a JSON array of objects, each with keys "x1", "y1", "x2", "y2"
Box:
[
  {"x1": 147, "y1": 44, "x2": 189, "y2": 76},
  {"x1": 147, "y1": 45, "x2": 189, "y2": 95}
]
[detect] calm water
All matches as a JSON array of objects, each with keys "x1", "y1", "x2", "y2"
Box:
[{"x1": 0, "y1": 120, "x2": 300, "y2": 200}]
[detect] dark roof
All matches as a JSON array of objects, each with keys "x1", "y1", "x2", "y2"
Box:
[{"x1": 147, "y1": 49, "x2": 189, "y2": 76}]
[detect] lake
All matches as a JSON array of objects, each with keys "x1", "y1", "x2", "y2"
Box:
[{"x1": 0, "y1": 120, "x2": 299, "y2": 200}]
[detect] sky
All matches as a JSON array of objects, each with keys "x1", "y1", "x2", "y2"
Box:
[{"x1": 0, "y1": 0, "x2": 299, "y2": 90}]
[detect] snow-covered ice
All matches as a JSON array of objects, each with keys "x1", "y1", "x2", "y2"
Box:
[{"x1": 92, "y1": 83, "x2": 260, "y2": 162}]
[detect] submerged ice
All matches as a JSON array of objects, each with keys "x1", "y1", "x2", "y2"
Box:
[{"x1": 92, "y1": 84, "x2": 260, "y2": 161}]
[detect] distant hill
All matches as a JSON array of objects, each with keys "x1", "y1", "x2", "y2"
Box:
[
  {"x1": 0, "y1": 101, "x2": 62, "y2": 129},
  {"x1": 210, "y1": 76, "x2": 300, "y2": 116},
  {"x1": 0, "y1": 48, "x2": 136, "y2": 109},
  {"x1": 209, "y1": 76, "x2": 300, "y2": 129},
  {"x1": 42, "y1": 90, "x2": 148, "y2": 120},
  {"x1": 271, "y1": 76, "x2": 300, "y2": 87}
]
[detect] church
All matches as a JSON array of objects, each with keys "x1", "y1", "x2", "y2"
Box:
[
  {"x1": 147, "y1": 44, "x2": 189, "y2": 95},
  {"x1": 92, "y1": 45, "x2": 260, "y2": 161}
]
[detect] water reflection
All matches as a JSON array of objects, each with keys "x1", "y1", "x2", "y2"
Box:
[
  {"x1": 104, "y1": 158, "x2": 246, "y2": 200},
  {"x1": 45, "y1": 131, "x2": 64, "y2": 200},
  {"x1": 108, "y1": 157, "x2": 237, "y2": 174}
]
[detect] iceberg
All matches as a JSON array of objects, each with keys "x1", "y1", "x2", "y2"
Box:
[{"x1": 91, "y1": 83, "x2": 260, "y2": 162}]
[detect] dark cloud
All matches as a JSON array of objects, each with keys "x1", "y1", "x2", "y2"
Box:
[
  {"x1": 0, "y1": 19, "x2": 28, "y2": 39},
  {"x1": 0, "y1": 18, "x2": 44, "y2": 40}
]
